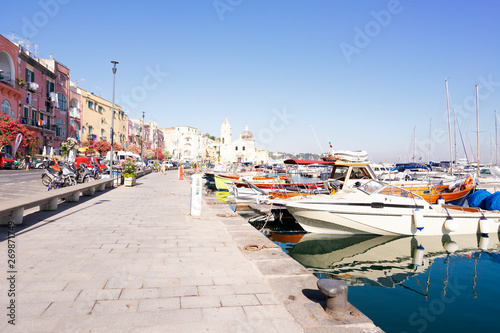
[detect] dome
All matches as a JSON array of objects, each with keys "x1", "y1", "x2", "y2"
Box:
[{"x1": 240, "y1": 125, "x2": 254, "y2": 141}]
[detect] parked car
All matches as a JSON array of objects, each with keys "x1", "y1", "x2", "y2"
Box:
[
  {"x1": 31, "y1": 155, "x2": 51, "y2": 168},
  {"x1": 0, "y1": 152, "x2": 15, "y2": 169},
  {"x1": 75, "y1": 156, "x2": 108, "y2": 172},
  {"x1": 164, "y1": 162, "x2": 173, "y2": 169}
]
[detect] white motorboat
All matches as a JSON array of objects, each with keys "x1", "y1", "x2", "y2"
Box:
[{"x1": 285, "y1": 180, "x2": 500, "y2": 236}]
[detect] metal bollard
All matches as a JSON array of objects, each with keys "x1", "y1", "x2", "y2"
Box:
[{"x1": 317, "y1": 279, "x2": 348, "y2": 314}]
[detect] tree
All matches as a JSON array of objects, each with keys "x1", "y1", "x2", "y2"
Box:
[
  {"x1": 93, "y1": 141, "x2": 111, "y2": 157},
  {"x1": 144, "y1": 149, "x2": 155, "y2": 160},
  {"x1": 113, "y1": 142, "x2": 122, "y2": 151},
  {"x1": 81, "y1": 140, "x2": 96, "y2": 155},
  {"x1": 0, "y1": 113, "x2": 39, "y2": 152},
  {"x1": 127, "y1": 143, "x2": 141, "y2": 155},
  {"x1": 162, "y1": 148, "x2": 172, "y2": 159}
]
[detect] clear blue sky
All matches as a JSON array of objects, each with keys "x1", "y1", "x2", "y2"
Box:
[{"x1": 3, "y1": 0, "x2": 500, "y2": 162}]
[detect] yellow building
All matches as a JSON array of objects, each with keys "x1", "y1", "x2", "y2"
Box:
[{"x1": 79, "y1": 88, "x2": 128, "y2": 148}]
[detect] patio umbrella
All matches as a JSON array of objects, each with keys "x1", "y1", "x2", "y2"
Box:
[
  {"x1": 50, "y1": 147, "x2": 54, "y2": 158},
  {"x1": 42, "y1": 146, "x2": 47, "y2": 157},
  {"x1": 68, "y1": 149, "x2": 75, "y2": 163}
]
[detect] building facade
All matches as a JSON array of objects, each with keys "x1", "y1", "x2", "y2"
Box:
[
  {"x1": 161, "y1": 126, "x2": 203, "y2": 162},
  {"x1": 218, "y1": 119, "x2": 269, "y2": 165},
  {"x1": 80, "y1": 88, "x2": 128, "y2": 149}
]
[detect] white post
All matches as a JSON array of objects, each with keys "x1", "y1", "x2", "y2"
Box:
[{"x1": 190, "y1": 173, "x2": 202, "y2": 216}]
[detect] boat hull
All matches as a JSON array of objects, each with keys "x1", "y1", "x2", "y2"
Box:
[{"x1": 286, "y1": 202, "x2": 500, "y2": 236}]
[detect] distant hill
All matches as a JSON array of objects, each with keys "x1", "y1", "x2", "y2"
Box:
[{"x1": 269, "y1": 152, "x2": 323, "y2": 161}]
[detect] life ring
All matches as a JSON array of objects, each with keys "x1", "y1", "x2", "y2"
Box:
[{"x1": 457, "y1": 169, "x2": 463, "y2": 173}]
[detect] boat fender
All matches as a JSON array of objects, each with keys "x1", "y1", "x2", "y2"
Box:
[
  {"x1": 437, "y1": 196, "x2": 445, "y2": 205},
  {"x1": 479, "y1": 216, "x2": 489, "y2": 236},
  {"x1": 479, "y1": 235, "x2": 489, "y2": 251},
  {"x1": 412, "y1": 245, "x2": 425, "y2": 266},
  {"x1": 444, "y1": 241, "x2": 459, "y2": 253},
  {"x1": 444, "y1": 217, "x2": 458, "y2": 232},
  {"x1": 413, "y1": 208, "x2": 424, "y2": 231}
]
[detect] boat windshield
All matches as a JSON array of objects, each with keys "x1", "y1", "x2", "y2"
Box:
[{"x1": 358, "y1": 181, "x2": 421, "y2": 199}]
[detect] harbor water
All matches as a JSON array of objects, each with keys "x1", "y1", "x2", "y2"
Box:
[{"x1": 253, "y1": 221, "x2": 500, "y2": 333}]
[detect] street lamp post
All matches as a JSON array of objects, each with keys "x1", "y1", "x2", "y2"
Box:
[
  {"x1": 141, "y1": 111, "x2": 145, "y2": 162},
  {"x1": 110, "y1": 61, "x2": 118, "y2": 179}
]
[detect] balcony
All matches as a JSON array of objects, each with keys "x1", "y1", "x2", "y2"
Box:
[
  {"x1": 69, "y1": 107, "x2": 81, "y2": 119},
  {"x1": 28, "y1": 82, "x2": 39, "y2": 92},
  {"x1": 100, "y1": 136, "x2": 107, "y2": 141}
]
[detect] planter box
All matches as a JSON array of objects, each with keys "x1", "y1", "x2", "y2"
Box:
[{"x1": 124, "y1": 177, "x2": 136, "y2": 187}]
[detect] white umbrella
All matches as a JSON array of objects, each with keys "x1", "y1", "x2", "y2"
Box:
[
  {"x1": 50, "y1": 147, "x2": 54, "y2": 158},
  {"x1": 68, "y1": 149, "x2": 75, "y2": 163},
  {"x1": 42, "y1": 146, "x2": 47, "y2": 157}
]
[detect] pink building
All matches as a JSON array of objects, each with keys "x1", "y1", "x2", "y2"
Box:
[
  {"x1": 69, "y1": 83, "x2": 82, "y2": 141},
  {"x1": 18, "y1": 49, "x2": 61, "y2": 155},
  {"x1": 0, "y1": 35, "x2": 22, "y2": 155}
]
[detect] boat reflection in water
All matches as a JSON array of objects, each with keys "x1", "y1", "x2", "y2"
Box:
[{"x1": 287, "y1": 232, "x2": 500, "y2": 290}]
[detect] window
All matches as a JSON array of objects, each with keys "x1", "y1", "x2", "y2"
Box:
[
  {"x1": 59, "y1": 74, "x2": 67, "y2": 86},
  {"x1": 242, "y1": 146, "x2": 245, "y2": 151},
  {"x1": 46, "y1": 116, "x2": 51, "y2": 128},
  {"x1": 56, "y1": 118, "x2": 62, "y2": 137},
  {"x1": 1, "y1": 100, "x2": 11, "y2": 117},
  {"x1": 98, "y1": 106, "x2": 103, "y2": 113},
  {"x1": 57, "y1": 93, "x2": 67, "y2": 111},
  {"x1": 88, "y1": 101, "x2": 94, "y2": 109},
  {"x1": 23, "y1": 106, "x2": 29, "y2": 118},
  {"x1": 25, "y1": 69, "x2": 34, "y2": 83},
  {"x1": 32, "y1": 109, "x2": 37, "y2": 122},
  {"x1": 222, "y1": 138, "x2": 225, "y2": 144},
  {"x1": 88, "y1": 126, "x2": 93, "y2": 135},
  {"x1": 101, "y1": 129, "x2": 105, "y2": 140},
  {"x1": 235, "y1": 146, "x2": 238, "y2": 151},
  {"x1": 82, "y1": 126, "x2": 85, "y2": 134},
  {"x1": 47, "y1": 81, "x2": 54, "y2": 94}
]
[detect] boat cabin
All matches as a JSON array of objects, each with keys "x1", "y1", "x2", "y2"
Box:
[{"x1": 283, "y1": 159, "x2": 377, "y2": 189}]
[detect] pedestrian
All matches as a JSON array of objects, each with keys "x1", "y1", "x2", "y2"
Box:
[
  {"x1": 160, "y1": 161, "x2": 167, "y2": 175},
  {"x1": 25, "y1": 155, "x2": 30, "y2": 171}
]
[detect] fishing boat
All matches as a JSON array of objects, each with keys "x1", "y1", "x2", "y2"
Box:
[{"x1": 285, "y1": 180, "x2": 500, "y2": 236}]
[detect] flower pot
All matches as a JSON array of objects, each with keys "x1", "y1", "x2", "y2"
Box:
[{"x1": 124, "y1": 176, "x2": 136, "y2": 187}]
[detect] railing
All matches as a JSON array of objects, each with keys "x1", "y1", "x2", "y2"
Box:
[{"x1": 0, "y1": 178, "x2": 115, "y2": 225}]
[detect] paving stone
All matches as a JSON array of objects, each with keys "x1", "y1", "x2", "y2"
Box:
[
  {"x1": 92, "y1": 299, "x2": 139, "y2": 313},
  {"x1": 157, "y1": 308, "x2": 203, "y2": 325},
  {"x1": 76, "y1": 288, "x2": 122, "y2": 301},
  {"x1": 138, "y1": 297, "x2": 180, "y2": 311},
  {"x1": 220, "y1": 294, "x2": 261, "y2": 307},
  {"x1": 180, "y1": 295, "x2": 221, "y2": 308},
  {"x1": 202, "y1": 306, "x2": 246, "y2": 322}
]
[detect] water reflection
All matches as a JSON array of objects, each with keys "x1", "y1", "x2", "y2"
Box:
[{"x1": 282, "y1": 232, "x2": 500, "y2": 291}]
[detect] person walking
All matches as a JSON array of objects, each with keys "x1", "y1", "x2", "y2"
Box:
[
  {"x1": 25, "y1": 155, "x2": 30, "y2": 171},
  {"x1": 160, "y1": 161, "x2": 167, "y2": 175}
]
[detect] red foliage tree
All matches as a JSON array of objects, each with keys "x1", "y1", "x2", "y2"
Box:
[
  {"x1": 93, "y1": 141, "x2": 111, "y2": 157},
  {"x1": 113, "y1": 142, "x2": 122, "y2": 151},
  {"x1": 81, "y1": 140, "x2": 95, "y2": 155},
  {"x1": 152, "y1": 148, "x2": 165, "y2": 160},
  {"x1": 0, "y1": 113, "x2": 39, "y2": 153}
]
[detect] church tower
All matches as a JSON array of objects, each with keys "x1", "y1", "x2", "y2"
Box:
[{"x1": 220, "y1": 118, "x2": 232, "y2": 163}]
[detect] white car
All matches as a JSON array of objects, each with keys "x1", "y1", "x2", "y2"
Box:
[{"x1": 164, "y1": 162, "x2": 173, "y2": 169}]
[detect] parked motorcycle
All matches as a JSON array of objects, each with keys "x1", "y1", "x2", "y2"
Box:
[
  {"x1": 76, "y1": 163, "x2": 93, "y2": 183},
  {"x1": 41, "y1": 161, "x2": 77, "y2": 188}
]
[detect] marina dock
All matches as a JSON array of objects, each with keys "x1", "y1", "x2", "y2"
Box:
[{"x1": 0, "y1": 171, "x2": 382, "y2": 332}]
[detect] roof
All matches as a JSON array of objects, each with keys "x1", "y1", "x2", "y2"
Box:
[
  {"x1": 284, "y1": 159, "x2": 371, "y2": 166},
  {"x1": 284, "y1": 159, "x2": 335, "y2": 165}
]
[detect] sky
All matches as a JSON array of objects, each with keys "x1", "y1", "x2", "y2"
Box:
[{"x1": 3, "y1": 0, "x2": 500, "y2": 162}]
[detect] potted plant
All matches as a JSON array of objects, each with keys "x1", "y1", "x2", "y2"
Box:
[
  {"x1": 17, "y1": 77, "x2": 24, "y2": 86},
  {"x1": 121, "y1": 157, "x2": 138, "y2": 186}
]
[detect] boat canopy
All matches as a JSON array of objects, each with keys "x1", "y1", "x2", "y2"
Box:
[{"x1": 284, "y1": 159, "x2": 335, "y2": 165}]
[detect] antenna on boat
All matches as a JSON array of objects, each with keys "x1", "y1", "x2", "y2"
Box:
[{"x1": 310, "y1": 125, "x2": 324, "y2": 154}]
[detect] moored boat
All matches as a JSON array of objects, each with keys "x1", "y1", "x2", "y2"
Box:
[{"x1": 285, "y1": 180, "x2": 500, "y2": 236}]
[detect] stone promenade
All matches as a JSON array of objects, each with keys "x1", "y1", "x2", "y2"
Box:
[{"x1": 0, "y1": 171, "x2": 381, "y2": 333}]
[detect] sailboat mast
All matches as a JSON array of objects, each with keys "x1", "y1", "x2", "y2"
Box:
[
  {"x1": 454, "y1": 107, "x2": 457, "y2": 166},
  {"x1": 429, "y1": 118, "x2": 432, "y2": 163},
  {"x1": 496, "y1": 110, "x2": 498, "y2": 165},
  {"x1": 445, "y1": 79, "x2": 453, "y2": 173},
  {"x1": 413, "y1": 126, "x2": 417, "y2": 162},
  {"x1": 476, "y1": 84, "x2": 480, "y2": 176}
]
